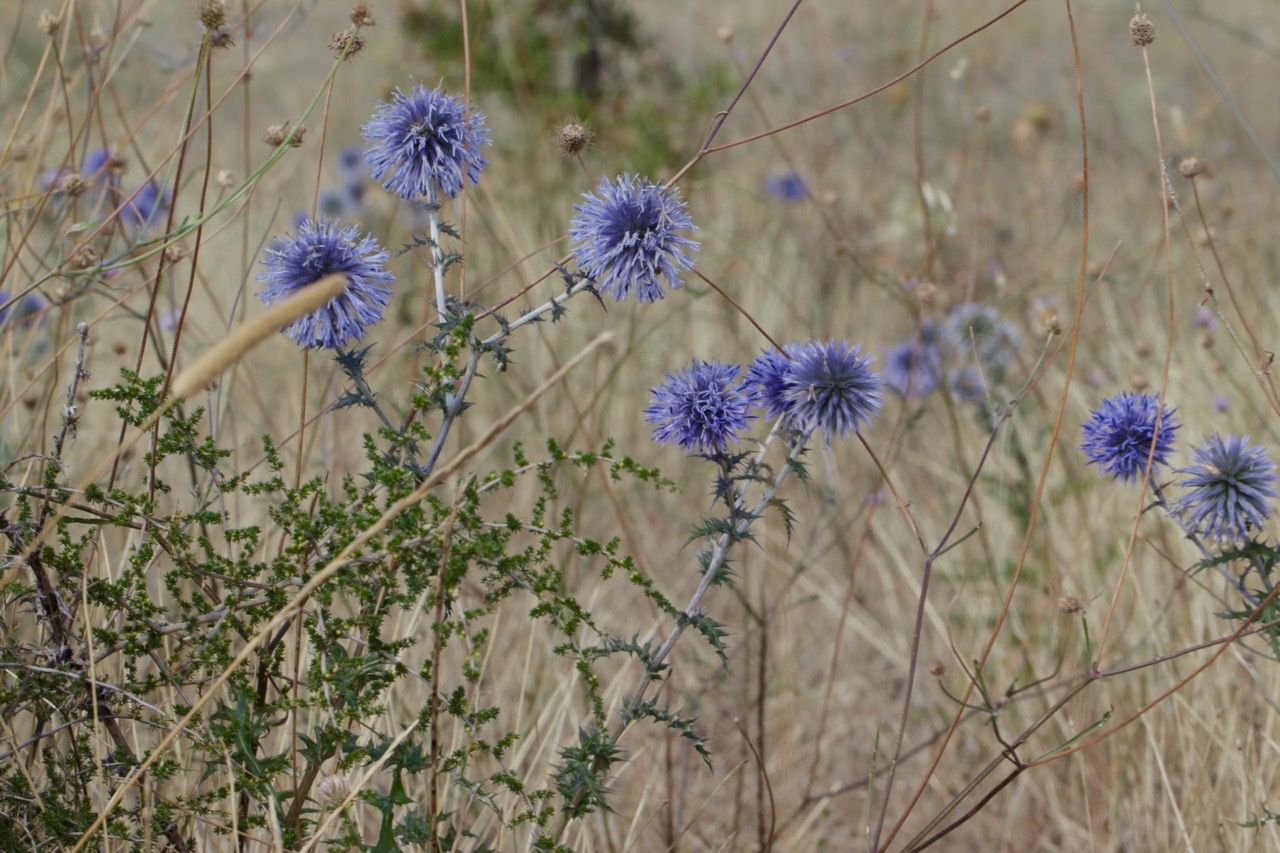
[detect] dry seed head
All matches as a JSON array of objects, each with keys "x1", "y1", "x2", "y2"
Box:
[
  {"x1": 331, "y1": 30, "x2": 365, "y2": 58},
  {"x1": 164, "y1": 243, "x2": 188, "y2": 262},
  {"x1": 973, "y1": 104, "x2": 992, "y2": 123},
  {"x1": 208, "y1": 28, "x2": 235, "y2": 50},
  {"x1": 59, "y1": 173, "x2": 87, "y2": 197},
  {"x1": 1058, "y1": 595, "x2": 1083, "y2": 615},
  {"x1": 66, "y1": 244, "x2": 100, "y2": 271},
  {"x1": 929, "y1": 662, "x2": 946, "y2": 677},
  {"x1": 37, "y1": 11, "x2": 60, "y2": 35},
  {"x1": 264, "y1": 122, "x2": 306, "y2": 148},
  {"x1": 916, "y1": 281, "x2": 938, "y2": 306},
  {"x1": 10, "y1": 144, "x2": 29, "y2": 162},
  {"x1": 556, "y1": 121, "x2": 592, "y2": 157},
  {"x1": 1129, "y1": 12, "x2": 1155, "y2": 47},
  {"x1": 199, "y1": 0, "x2": 227, "y2": 31},
  {"x1": 215, "y1": 168, "x2": 234, "y2": 188},
  {"x1": 1178, "y1": 156, "x2": 1206, "y2": 179},
  {"x1": 717, "y1": 25, "x2": 734, "y2": 44},
  {"x1": 350, "y1": 3, "x2": 375, "y2": 26}
]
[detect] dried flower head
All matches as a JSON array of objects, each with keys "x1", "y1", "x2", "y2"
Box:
[
  {"x1": 1176, "y1": 434, "x2": 1277, "y2": 544},
  {"x1": 215, "y1": 168, "x2": 235, "y2": 188},
  {"x1": 1129, "y1": 11, "x2": 1155, "y2": 47},
  {"x1": 569, "y1": 173, "x2": 699, "y2": 303},
  {"x1": 362, "y1": 84, "x2": 491, "y2": 200},
  {"x1": 330, "y1": 30, "x2": 364, "y2": 59},
  {"x1": 58, "y1": 173, "x2": 87, "y2": 197},
  {"x1": 1178, "y1": 157, "x2": 1207, "y2": 179},
  {"x1": 350, "y1": 3, "x2": 375, "y2": 26},
  {"x1": 257, "y1": 218, "x2": 394, "y2": 350},
  {"x1": 557, "y1": 121, "x2": 592, "y2": 157},
  {"x1": 264, "y1": 121, "x2": 306, "y2": 148},
  {"x1": 199, "y1": 0, "x2": 227, "y2": 31},
  {"x1": 1080, "y1": 391, "x2": 1178, "y2": 483},
  {"x1": 37, "y1": 11, "x2": 60, "y2": 35},
  {"x1": 645, "y1": 359, "x2": 755, "y2": 455}
]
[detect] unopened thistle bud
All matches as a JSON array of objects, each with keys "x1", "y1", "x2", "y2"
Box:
[{"x1": 1129, "y1": 11, "x2": 1155, "y2": 47}]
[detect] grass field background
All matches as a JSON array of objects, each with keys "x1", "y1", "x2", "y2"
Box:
[{"x1": 3, "y1": 0, "x2": 1280, "y2": 849}]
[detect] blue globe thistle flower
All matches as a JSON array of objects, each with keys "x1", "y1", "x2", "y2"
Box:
[
  {"x1": 883, "y1": 325, "x2": 943, "y2": 399},
  {"x1": 1080, "y1": 392, "x2": 1179, "y2": 483},
  {"x1": 1176, "y1": 434, "x2": 1277, "y2": 543},
  {"x1": 761, "y1": 171, "x2": 807, "y2": 203},
  {"x1": 123, "y1": 180, "x2": 170, "y2": 232},
  {"x1": 942, "y1": 303, "x2": 1021, "y2": 381},
  {"x1": 745, "y1": 346, "x2": 793, "y2": 419},
  {"x1": 257, "y1": 218, "x2": 394, "y2": 350},
  {"x1": 645, "y1": 359, "x2": 754, "y2": 455},
  {"x1": 362, "y1": 84, "x2": 491, "y2": 200},
  {"x1": 779, "y1": 339, "x2": 883, "y2": 439},
  {"x1": 946, "y1": 365, "x2": 986, "y2": 404},
  {"x1": 569, "y1": 173, "x2": 699, "y2": 303}
]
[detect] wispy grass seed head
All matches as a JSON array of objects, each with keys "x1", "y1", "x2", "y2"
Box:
[
  {"x1": 645, "y1": 359, "x2": 754, "y2": 455},
  {"x1": 1176, "y1": 434, "x2": 1277, "y2": 544},
  {"x1": 569, "y1": 173, "x2": 699, "y2": 303},
  {"x1": 257, "y1": 218, "x2": 393, "y2": 350},
  {"x1": 362, "y1": 84, "x2": 491, "y2": 200},
  {"x1": 1080, "y1": 391, "x2": 1179, "y2": 483}
]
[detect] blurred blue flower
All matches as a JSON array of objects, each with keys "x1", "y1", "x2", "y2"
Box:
[
  {"x1": 257, "y1": 218, "x2": 394, "y2": 350},
  {"x1": 943, "y1": 303, "x2": 1021, "y2": 381},
  {"x1": 123, "y1": 180, "x2": 170, "y2": 232},
  {"x1": 947, "y1": 365, "x2": 985, "y2": 403},
  {"x1": 761, "y1": 171, "x2": 806, "y2": 203},
  {"x1": 362, "y1": 84, "x2": 490, "y2": 199},
  {"x1": 883, "y1": 324, "x2": 943, "y2": 399},
  {"x1": 1080, "y1": 392, "x2": 1178, "y2": 483},
  {"x1": 0, "y1": 291, "x2": 48, "y2": 329},
  {"x1": 82, "y1": 148, "x2": 113, "y2": 180},
  {"x1": 1176, "y1": 434, "x2": 1276, "y2": 543},
  {"x1": 780, "y1": 339, "x2": 882, "y2": 439},
  {"x1": 569, "y1": 173, "x2": 699, "y2": 303},
  {"x1": 645, "y1": 359, "x2": 754, "y2": 455}
]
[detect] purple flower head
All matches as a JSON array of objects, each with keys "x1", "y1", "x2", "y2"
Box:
[
  {"x1": 746, "y1": 346, "x2": 794, "y2": 419},
  {"x1": 761, "y1": 171, "x2": 807, "y2": 203},
  {"x1": 569, "y1": 173, "x2": 699, "y2": 303},
  {"x1": 362, "y1": 84, "x2": 490, "y2": 200},
  {"x1": 947, "y1": 365, "x2": 985, "y2": 404},
  {"x1": 256, "y1": 218, "x2": 394, "y2": 350},
  {"x1": 1080, "y1": 392, "x2": 1179, "y2": 483},
  {"x1": 780, "y1": 339, "x2": 883, "y2": 439},
  {"x1": 123, "y1": 180, "x2": 170, "y2": 232},
  {"x1": 1193, "y1": 305, "x2": 1217, "y2": 332},
  {"x1": 883, "y1": 325, "x2": 943, "y2": 399},
  {"x1": 645, "y1": 359, "x2": 754, "y2": 455},
  {"x1": 0, "y1": 291, "x2": 48, "y2": 329},
  {"x1": 1176, "y1": 434, "x2": 1277, "y2": 544}
]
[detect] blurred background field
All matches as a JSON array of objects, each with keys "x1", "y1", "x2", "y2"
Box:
[{"x1": 4, "y1": 0, "x2": 1280, "y2": 849}]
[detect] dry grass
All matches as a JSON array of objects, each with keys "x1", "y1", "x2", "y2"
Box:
[{"x1": 4, "y1": 0, "x2": 1280, "y2": 849}]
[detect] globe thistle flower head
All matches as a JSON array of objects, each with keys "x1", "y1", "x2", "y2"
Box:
[
  {"x1": 1080, "y1": 392, "x2": 1179, "y2": 483},
  {"x1": 1176, "y1": 434, "x2": 1277, "y2": 544},
  {"x1": 645, "y1": 359, "x2": 754, "y2": 455},
  {"x1": 943, "y1": 303, "x2": 1021, "y2": 381},
  {"x1": 883, "y1": 325, "x2": 942, "y2": 399},
  {"x1": 762, "y1": 171, "x2": 807, "y2": 203},
  {"x1": 257, "y1": 218, "x2": 394, "y2": 350},
  {"x1": 123, "y1": 180, "x2": 170, "y2": 232},
  {"x1": 569, "y1": 173, "x2": 699, "y2": 303},
  {"x1": 780, "y1": 339, "x2": 883, "y2": 439},
  {"x1": 362, "y1": 84, "x2": 490, "y2": 200},
  {"x1": 745, "y1": 346, "x2": 794, "y2": 419}
]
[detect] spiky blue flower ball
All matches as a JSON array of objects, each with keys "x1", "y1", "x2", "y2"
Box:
[
  {"x1": 645, "y1": 359, "x2": 754, "y2": 454},
  {"x1": 780, "y1": 339, "x2": 882, "y2": 439},
  {"x1": 257, "y1": 218, "x2": 394, "y2": 350},
  {"x1": 362, "y1": 85, "x2": 490, "y2": 200},
  {"x1": 1080, "y1": 392, "x2": 1179, "y2": 483},
  {"x1": 745, "y1": 347, "x2": 794, "y2": 419},
  {"x1": 1176, "y1": 434, "x2": 1277, "y2": 543},
  {"x1": 569, "y1": 173, "x2": 699, "y2": 303}
]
